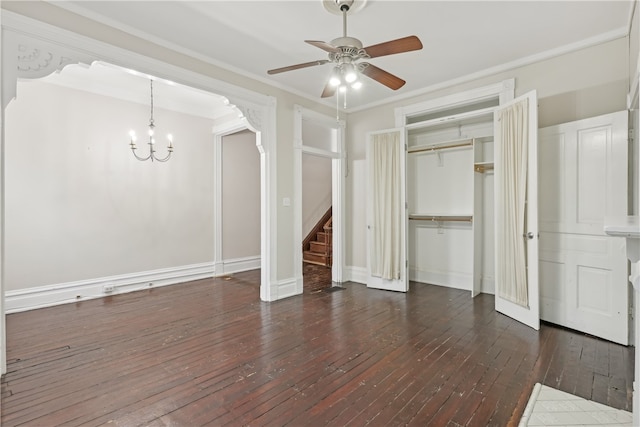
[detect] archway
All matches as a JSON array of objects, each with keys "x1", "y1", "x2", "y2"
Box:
[{"x1": 0, "y1": 11, "x2": 277, "y2": 374}]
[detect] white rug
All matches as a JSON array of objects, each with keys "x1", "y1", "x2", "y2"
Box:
[{"x1": 519, "y1": 383, "x2": 633, "y2": 426}]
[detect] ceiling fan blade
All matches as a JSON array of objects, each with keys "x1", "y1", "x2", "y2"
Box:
[
  {"x1": 321, "y1": 82, "x2": 336, "y2": 98},
  {"x1": 305, "y1": 40, "x2": 340, "y2": 53},
  {"x1": 267, "y1": 59, "x2": 330, "y2": 75},
  {"x1": 363, "y1": 35, "x2": 423, "y2": 59},
  {"x1": 360, "y1": 63, "x2": 406, "y2": 90}
]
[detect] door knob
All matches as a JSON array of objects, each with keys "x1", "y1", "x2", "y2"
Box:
[{"x1": 526, "y1": 232, "x2": 534, "y2": 240}]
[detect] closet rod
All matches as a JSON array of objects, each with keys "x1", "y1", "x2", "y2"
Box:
[
  {"x1": 408, "y1": 138, "x2": 474, "y2": 154},
  {"x1": 474, "y1": 163, "x2": 494, "y2": 173},
  {"x1": 409, "y1": 215, "x2": 473, "y2": 223}
]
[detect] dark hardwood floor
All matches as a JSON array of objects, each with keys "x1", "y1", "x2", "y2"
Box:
[{"x1": 1, "y1": 270, "x2": 633, "y2": 426}]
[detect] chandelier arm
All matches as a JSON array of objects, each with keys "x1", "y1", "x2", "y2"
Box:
[
  {"x1": 130, "y1": 146, "x2": 152, "y2": 162},
  {"x1": 152, "y1": 151, "x2": 173, "y2": 163}
]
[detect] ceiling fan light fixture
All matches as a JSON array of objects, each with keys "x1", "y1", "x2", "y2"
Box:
[
  {"x1": 351, "y1": 80, "x2": 362, "y2": 90},
  {"x1": 343, "y1": 63, "x2": 357, "y2": 83},
  {"x1": 329, "y1": 66, "x2": 342, "y2": 86}
]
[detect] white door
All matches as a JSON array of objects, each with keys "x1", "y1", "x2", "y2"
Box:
[
  {"x1": 538, "y1": 111, "x2": 629, "y2": 345},
  {"x1": 494, "y1": 91, "x2": 540, "y2": 330},
  {"x1": 366, "y1": 128, "x2": 408, "y2": 292}
]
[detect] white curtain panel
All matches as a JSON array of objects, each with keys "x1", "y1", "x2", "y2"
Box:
[
  {"x1": 496, "y1": 99, "x2": 529, "y2": 307},
  {"x1": 371, "y1": 132, "x2": 401, "y2": 280}
]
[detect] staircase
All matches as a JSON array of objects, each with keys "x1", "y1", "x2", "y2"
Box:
[{"x1": 303, "y1": 208, "x2": 332, "y2": 267}]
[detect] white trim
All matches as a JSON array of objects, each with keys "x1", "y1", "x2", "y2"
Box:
[
  {"x1": 46, "y1": 1, "x2": 330, "y2": 112},
  {"x1": 0, "y1": 0, "x2": 6, "y2": 376},
  {"x1": 352, "y1": 28, "x2": 626, "y2": 113},
  {"x1": 217, "y1": 256, "x2": 261, "y2": 276},
  {"x1": 5, "y1": 262, "x2": 216, "y2": 314},
  {"x1": 259, "y1": 101, "x2": 278, "y2": 302},
  {"x1": 274, "y1": 277, "x2": 298, "y2": 300},
  {"x1": 519, "y1": 383, "x2": 543, "y2": 427},
  {"x1": 5, "y1": 257, "x2": 261, "y2": 314},
  {"x1": 394, "y1": 79, "x2": 515, "y2": 126},
  {"x1": 409, "y1": 269, "x2": 473, "y2": 291},
  {"x1": 40, "y1": 3, "x2": 629, "y2": 115},
  {"x1": 211, "y1": 120, "x2": 249, "y2": 137},
  {"x1": 629, "y1": 58, "x2": 640, "y2": 109},
  {"x1": 213, "y1": 130, "x2": 224, "y2": 275},
  {"x1": 301, "y1": 145, "x2": 341, "y2": 159},
  {"x1": 1, "y1": 11, "x2": 269, "y2": 108},
  {"x1": 344, "y1": 266, "x2": 367, "y2": 284},
  {"x1": 481, "y1": 277, "x2": 496, "y2": 295}
]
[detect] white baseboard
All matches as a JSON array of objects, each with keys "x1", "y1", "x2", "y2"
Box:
[
  {"x1": 275, "y1": 277, "x2": 299, "y2": 300},
  {"x1": 6, "y1": 257, "x2": 260, "y2": 313},
  {"x1": 217, "y1": 255, "x2": 261, "y2": 276},
  {"x1": 344, "y1": 266, "x2": 367, "y2": 284},
  {"x1": 481, "y1": 276, "x2": 495, "y2": 295},
  {"x1": 410, "y1": 269, "x2": 472, "y2": 291},
  {"x1": 319, "y1": 266, "x2": 478, "y2": 293}
]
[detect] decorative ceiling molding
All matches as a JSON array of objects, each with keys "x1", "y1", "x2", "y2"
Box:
[{"x1": 17, "y1": 43, "x2": 76, "y2": 79}]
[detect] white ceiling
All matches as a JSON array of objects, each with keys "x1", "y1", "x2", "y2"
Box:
[
  {"x1": 37, "y1": 62, "x2": 232, "y2": 119},
  {"x1": 45, "y1": 0, "x2": 633, "y2": 113}
]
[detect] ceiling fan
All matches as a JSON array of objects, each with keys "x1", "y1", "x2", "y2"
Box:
[{"x1": 267, "y1": 0, "x2": 423, "y2": 98}]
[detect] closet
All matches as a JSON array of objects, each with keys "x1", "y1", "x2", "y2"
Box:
[
  {"x1": 367, "y1": 79, "x2": 540, "y2": 328},
  {"x1": 395, "y1": 83, "x2": 519, "y2": 299},
  {"x1": 404, "y1": 100, "x2": 496, "y2": 296}
]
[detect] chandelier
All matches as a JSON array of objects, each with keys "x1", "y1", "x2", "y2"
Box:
[{"x1": 129, "y1": 79, "x2": 174, "y2": 162}]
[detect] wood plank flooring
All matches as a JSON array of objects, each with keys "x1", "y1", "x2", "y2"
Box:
[{"x1": 1, "y1": 270, "x2": 633, "y2": 426}]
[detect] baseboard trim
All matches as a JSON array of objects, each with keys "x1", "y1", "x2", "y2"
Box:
[
  {"x1": 330, "y1": 266, "x2": 474, "y2": 291},
  {"x1": 481, "y1": 277, "x2": 495, "y2": 295},
  {"x1": 275, "y1": 277, "x2": 299, "y2": 300},
  {"x1": 344, "y1": 266, "x2": 367, "y2": 284},
  {"x1": 410, "y1": 269, "x2": 472, "y2": 291},
  {"x1": 217, "y1": 256, "x2": 261, "y2": 276},
  {"x1": 6, "y1": 258, "x2": 259, "y2": 313}
]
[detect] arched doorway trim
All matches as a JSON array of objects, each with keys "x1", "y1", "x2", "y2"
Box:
[{"x1": 0, "y1": 10, "x2": 279, "y2": 373}]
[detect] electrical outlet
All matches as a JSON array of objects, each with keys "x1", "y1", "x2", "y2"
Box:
[{"x1": 103, "y1": 285, "x2": 115, "y2": 293}]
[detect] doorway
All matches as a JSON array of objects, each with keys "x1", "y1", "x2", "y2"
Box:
[
  {"x1": 214, "y1": 129, "x2": 261, "y2": 276},
  {"x1": 302, "y1": 152, "x2": 333, "y2": 293},
  {"x1": 293, "y1": 106, "x2": 345, "y2": 294}
]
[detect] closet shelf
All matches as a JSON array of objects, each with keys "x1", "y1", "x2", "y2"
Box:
[
  {"x1": 409, "y1": 214, "x2": 473, "y2": 223},
  {"x1": 405, "y1": 106, "x2": 495, "y2": 132},
  {"x1": 474, "y1": 162, "x2": 494, "y2": 173},
  {"x1": 408, "y1": 138, "x2": 474, "y2": 154}
]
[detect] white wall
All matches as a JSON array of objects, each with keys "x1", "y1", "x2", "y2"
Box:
[
  {"x1": 345, "y1": 37, "x2": 630, "y2": 275},
  {"x1": 5, "y1": 80, "x2": 216, "y2": 290},
  {"x1": 221, "y1": 130, "x2": 260, "y2": 260}
]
